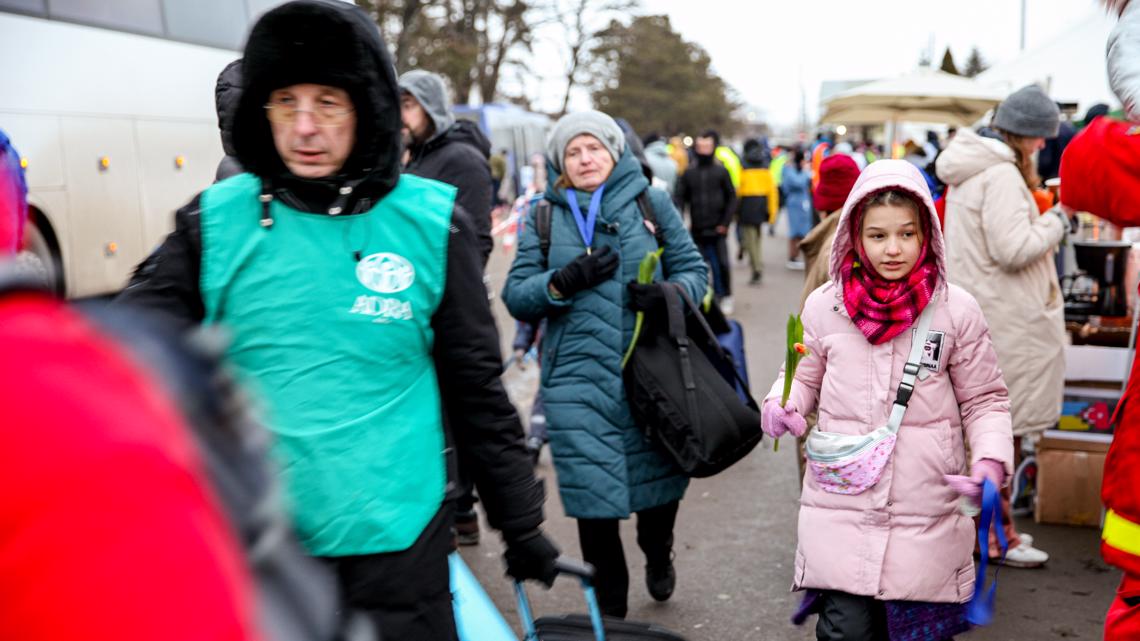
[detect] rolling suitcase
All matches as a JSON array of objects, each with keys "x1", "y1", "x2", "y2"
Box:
[{"x1": 515, "y1": 558, "x2": 690, "y2": 641}]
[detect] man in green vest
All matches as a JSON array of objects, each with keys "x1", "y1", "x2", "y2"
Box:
[{"x1": 116, "y1": 2, "x2": 558, "y2": 639}]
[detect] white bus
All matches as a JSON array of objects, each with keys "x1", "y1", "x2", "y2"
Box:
[{"x1": 0, "y1": 0, "x2": 287, "y2": 296}]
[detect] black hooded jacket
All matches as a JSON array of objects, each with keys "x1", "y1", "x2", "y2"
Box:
[
  {"x1": 405, "y1": 119, "x2": 495, "y2": 266},
  {"x1": 117, "y1": 0, "x2": 543, "y2": 541},
  {"x1": 676, "y1": 156, "x2": 736, "y2": 239},
  {"x1": 214, "y1": 59, "x2": 244, "y2": 181}
]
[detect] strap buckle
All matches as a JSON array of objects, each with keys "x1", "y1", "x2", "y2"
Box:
[
  {"x1": 894, "y1": 381, "x2": 915, "y2": 407},
  {"x1": 903, "y1": 362, "x2": 921, "y2": 377}
]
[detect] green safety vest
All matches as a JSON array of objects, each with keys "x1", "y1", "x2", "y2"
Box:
[{"x1": 200, "y1": 173, "x2": 454, "y2": 556}]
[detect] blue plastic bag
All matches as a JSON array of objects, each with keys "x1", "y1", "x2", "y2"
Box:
[
  {"x1": 966, "y1": 479, "x2": 1009, "y2": 626},
  {"x1": 450, "y1": 553, "x2": 518, "y2": 641}
]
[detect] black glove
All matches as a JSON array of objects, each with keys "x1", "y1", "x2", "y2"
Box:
[
  {"x1": 503, "y1": 529, "x2": 560, "y2": 587},
  {"x1": 549, "y1": 246, "x2": 619, "y2": 298},
  {"x1": 627, "y1": 281, "x2": 669, "y2": 312}
]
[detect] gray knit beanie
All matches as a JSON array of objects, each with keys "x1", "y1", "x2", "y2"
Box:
[
  {"x1": 993, "y1": 84, "x2": 1061, "y2": 138},
  {"x1": 546, "y1": 110, "x2": 625, "y2": 174}
]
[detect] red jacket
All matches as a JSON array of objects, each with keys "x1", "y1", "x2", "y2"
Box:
[
  {"x1": 1104, "y1": 334, "x2": 1140, "y2": 581},
  {"x1": 1059, "y1": 117, "x2": 1140, "y2": 228},
  {"x1": 0, "y1": 292, "x2": 261, "y2": 641},
  {"x1": 1061, "y1": 120, "x2": 1140, "y2": 580}
]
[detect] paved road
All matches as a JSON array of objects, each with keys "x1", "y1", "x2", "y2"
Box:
[{"x1": 465, "y1": 222, "x2": 1117, "y2": 640}]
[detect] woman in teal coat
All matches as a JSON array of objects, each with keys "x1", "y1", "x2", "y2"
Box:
[{"x1": 503, "y1": 111, "x2": 707, "y2": 618}]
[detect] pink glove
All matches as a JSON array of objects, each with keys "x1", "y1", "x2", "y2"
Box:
[
  {"x1": 761, "y1": 399, "x2": 808, "y2": 439},
  {"x1": 943, "y1": 458, "x2": 1006, "y2": 506}
]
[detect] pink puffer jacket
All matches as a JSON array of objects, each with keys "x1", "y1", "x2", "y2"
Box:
[{"x1": 767, "y1": 160, "x2": 1014, "y2": 603}]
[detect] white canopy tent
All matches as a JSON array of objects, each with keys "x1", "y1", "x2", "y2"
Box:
[{"x1": 820, "y1": 67, "x2": 1005, "y2": 127}]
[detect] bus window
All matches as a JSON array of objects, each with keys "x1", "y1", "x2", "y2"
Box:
[
  {"x1": 247, "y1": 0, "x2": 286, "y2": 20},
  {"x1": 49, "y1": 0, "x2": 163, "y2": 36},
  {"x1": 162, "y1": 0, "x2": 247, "y2": 50},
  {"x1": 0, "y1": 0, "x2": 45, "y2": 16}
]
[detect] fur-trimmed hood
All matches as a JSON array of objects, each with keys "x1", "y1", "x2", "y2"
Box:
[
  {"x1": 231, "y1": 0, "x2": 401, "y2": 207},
  {"x1": 828, "y1": 159, "x2": 948, "y2": 294}
]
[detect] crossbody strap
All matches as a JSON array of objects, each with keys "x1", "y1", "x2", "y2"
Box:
[{"x1": 885, "y1": 294, "x2": 939, "y2": 434}]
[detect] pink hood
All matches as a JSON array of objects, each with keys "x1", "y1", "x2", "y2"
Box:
[{"x1": 827, "y1": 159, "x2": 947, "y2": 294}]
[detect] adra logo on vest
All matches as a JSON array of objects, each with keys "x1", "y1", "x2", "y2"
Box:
[
  {"x1": 356, "y1": 253, "x2": 416, "y2": 293},
  {"x1": 350, "y1": 253, "x2": 416, "y2": 323}
]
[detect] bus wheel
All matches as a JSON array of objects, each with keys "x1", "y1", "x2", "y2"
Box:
[{"x1": 16, "y1": 218, "x2": 63, "y2": 295}]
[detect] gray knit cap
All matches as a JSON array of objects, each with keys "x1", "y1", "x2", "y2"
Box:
[
  {"x1": 546, "y1": 110, "x2": 625, "y2": 174},
  {"x1": 993, "y1": 84, "x2": 1061, "y2": 138}
]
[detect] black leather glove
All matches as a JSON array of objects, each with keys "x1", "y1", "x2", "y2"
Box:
[
  {"x1": 549, "y1": 246, "x2": 619, "y2": 298},
  {"x1": 503, "y1": 529, "x2": 560, "y2": 587},
  {"x1": 627, "y1": 281, "x2": 669, "y2": 312}
]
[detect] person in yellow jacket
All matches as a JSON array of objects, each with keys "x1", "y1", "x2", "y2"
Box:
[{"x1": 737, "y1": 138, "x2": 778, "y2": 284}]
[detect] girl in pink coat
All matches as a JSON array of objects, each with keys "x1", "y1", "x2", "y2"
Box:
[{"x1": 762, "y1": 160, "x2": 1014, "y2": 641}]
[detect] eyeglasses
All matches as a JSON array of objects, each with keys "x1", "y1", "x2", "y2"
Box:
[{"x1": 264, "y1": 101, "x2": 355, "y2": 127}]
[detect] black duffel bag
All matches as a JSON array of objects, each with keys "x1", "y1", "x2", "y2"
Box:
[{"x1": 623, "y1": 283, "x2": 763, "y2": 478}]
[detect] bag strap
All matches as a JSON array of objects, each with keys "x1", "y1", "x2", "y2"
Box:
[
  {"x1": 885, "y1": 294, "x2": 939, "y2": 434},
  {"x1": 534, "y1": 199, "x2": 553, "y2": 262},
  {"x1": 661, "y1": 284, "x2": 701, "y2": 427},
  {"x1": 536, "y1": 189, "x2": 664, "y2": 263},
  {"x1": 966, "y1": 479, "x2": 1008, "y2": 626},
  {"x1": 636, "y1": 191, "x2": 666, "y2": 247}
]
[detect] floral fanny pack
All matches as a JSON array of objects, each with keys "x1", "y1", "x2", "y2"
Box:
[{"x1": 804, "y1": 295, "x2": 939, "y2": 495}]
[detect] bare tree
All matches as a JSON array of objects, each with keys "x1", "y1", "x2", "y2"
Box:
[
  {"x1": 355, "y1": 0, "x2": 425, "y2": 71},
  {"x1": 357, "y1": 0, "x2": 538, "y2": 104},
  {"x1": 546, "y1": 0, "x2": 635, "y2": 116}
]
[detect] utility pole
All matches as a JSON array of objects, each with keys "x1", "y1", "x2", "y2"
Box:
[{"x1": 1020, "y1": 0, "x2": 1027, "y2": 51}]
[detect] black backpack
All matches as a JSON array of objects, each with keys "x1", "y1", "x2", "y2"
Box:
[{"x1": 623, "y1": 283, "x2": 763, "y2": 478}]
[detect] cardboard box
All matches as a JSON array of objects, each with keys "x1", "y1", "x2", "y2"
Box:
[{"x1": 1034, "y1": 431, "x2": 1111, "y2": 528}]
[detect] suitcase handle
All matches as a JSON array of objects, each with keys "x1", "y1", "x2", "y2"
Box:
[{"x1": 515, "y1": 555, "x2": 607, "y2": 641}]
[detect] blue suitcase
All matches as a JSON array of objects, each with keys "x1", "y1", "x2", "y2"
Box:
[{"x1": 515, "y1": 558, "x2": 690, "y2": 641}]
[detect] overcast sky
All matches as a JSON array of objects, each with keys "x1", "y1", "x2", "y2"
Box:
[{"x1": 512, "y1": 0, "x2": 1109, "y2": 129}]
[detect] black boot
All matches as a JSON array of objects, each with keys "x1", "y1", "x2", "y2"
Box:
[
  {"x1": 646, "y1": 553, "x2": 676, "y2": 602},
  {"x1": 454, "y1": 510, "x2": 480, "y2": 546}
]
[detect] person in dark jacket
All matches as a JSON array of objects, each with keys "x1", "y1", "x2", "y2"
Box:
[
  {"x1": 400, "y1": 70, "x2": 495, "y2": 267},
  {"x1": 503, "y1": 110, "x2": 707, "y2": 619},
  {"x1": 675, "y1": 130, "x2": 736, "y2": 310},
  {"x1": 214, "y1": 59, "x2": 245, "y2": 182},
  {"x1": 115, "y1": 2, "x2": 557, "y2": 639},
  {"x1": 1037, "y1": 105, "x2": 1075, "y2": 181},
  {"x1": 400, "y1": 70, "x2": 496, "y2": 543}
]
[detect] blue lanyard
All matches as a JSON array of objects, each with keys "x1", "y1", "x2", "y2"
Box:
[
  {"x1": 565, "y1": 185, "x2": 606, "y2": 253},
  {"x1": 966, "y1": 479, "x2": 1008, "y2": 626}
]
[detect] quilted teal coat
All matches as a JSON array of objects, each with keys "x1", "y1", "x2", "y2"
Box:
[{"x1": 502, "y1": 149, "x2": 708, "y2": 519}]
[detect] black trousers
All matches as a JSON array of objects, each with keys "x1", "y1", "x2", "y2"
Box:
[
  {"x1": 576, "y1": 500, "x2": 680, "y2": 619},
  {"x1": 815, "y1": 591, "x2": 888, "y2": 641},
  {"x1": 322, "y1": 503, "x2": 458, "y2": 641},
  {"x1": 696, "y1": 237, "x2": 732, "y2": 298}
]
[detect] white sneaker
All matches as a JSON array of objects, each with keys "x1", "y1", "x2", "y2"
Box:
[
  {"x1": 720, "y1": 296, "x2": 735, "y2": 315},
  {"x1": 998, "y1": 542, "x2": 1049, "y2": 568},
  {"x1": 785, "y1": 260, "x2": 805, "y2": 271},
  {"x1": 1019, "y1": 533, "x2": 1034, "y2": 548}
]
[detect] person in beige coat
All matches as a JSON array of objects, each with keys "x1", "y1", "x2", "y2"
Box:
[{"x1": 935, "y1": 84, "x2": 1070, "y2": 569}]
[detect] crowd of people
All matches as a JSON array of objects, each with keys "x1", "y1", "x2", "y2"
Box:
[{"x1": 4, "y1": 0, "x2": 1140, "y2": 640}]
